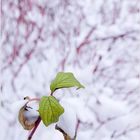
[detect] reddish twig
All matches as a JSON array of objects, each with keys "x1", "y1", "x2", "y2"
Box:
[
  {"x1": 76, "y1": 26, "x2": 96, "y2": 54},
  {"x1": 27, "y1": 117, "x2": 41, "y2": 140}
]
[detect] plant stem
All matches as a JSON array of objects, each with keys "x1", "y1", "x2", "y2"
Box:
[
  {"x1": 73, "y1": 119, "x2": 80, "y2": 140},
  {"x1": 50, "y1": 92, "x2": 54, "y2": 96},
  {"x1": 55, "y1": 125, "x2": 72, "y2": 140},
  {"x1": 29, "y1": 98, "x2": 40, "y2": 101},
  {"x1": 27, "y1": 117, "x2": 41, "y2": 140}
]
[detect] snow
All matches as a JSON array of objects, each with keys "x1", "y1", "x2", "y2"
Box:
[
  {"x1": 57, "y1": 99, "x2": 77, "y2": 138},
  {"x1": 23, "y1": 101, "x2": 39, "y2": 123},
  {"x1": 125, "y1": 78, "x2": 140, "y2": 89},
  {"x1": 1, "y1": 0, "x2": 140, "y2": 140},
  {"x1": 11, "y1": 100, "x2": 28, "y2": 115}
]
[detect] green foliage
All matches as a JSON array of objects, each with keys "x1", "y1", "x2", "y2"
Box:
[
  {"x1": 39, "y1": 96, "x2": 64, "y2": 127},
  {"x1": 50, "y1": 72, "x2": 84, "y2": 93}
]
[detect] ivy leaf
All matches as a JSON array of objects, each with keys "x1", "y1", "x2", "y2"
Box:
[
  {"x1": 50, "y1": 72, "x2": 84, "y2": 93},
  {"x1": 39, "y1": 96, "x2": 64, "y2": 127}
]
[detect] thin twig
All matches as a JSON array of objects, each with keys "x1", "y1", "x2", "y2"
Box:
[
  {"x1": 28, "y1": 117, "x2": 41, "y2": 140},
  {"x1": 73, "y1": 119, "x2": 80, "y2": 140}
]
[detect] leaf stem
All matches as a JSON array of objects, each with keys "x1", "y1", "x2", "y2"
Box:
[
  {"x1": 29, "y1": 98, "x2": 40, "y2": 101},
  {"x1": 27, "y1": 117, "x2": 41, "y2": 140}
]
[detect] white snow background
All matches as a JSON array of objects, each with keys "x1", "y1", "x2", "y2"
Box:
[{"x1": 0, "y1": 0, "x2": 140, "y2": 140}]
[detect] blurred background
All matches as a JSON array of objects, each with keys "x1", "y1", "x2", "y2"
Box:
[{"x1": 0, "y1": 0, "x2": 140, "y2": 140}]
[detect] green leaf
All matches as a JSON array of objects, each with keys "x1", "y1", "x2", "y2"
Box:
[
  {"x1": 39, "y1": 96, "x2": 64, "y2": 127},
  {"x1": 50, "y1": 72, "x2": 84, "y2": 93}
]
